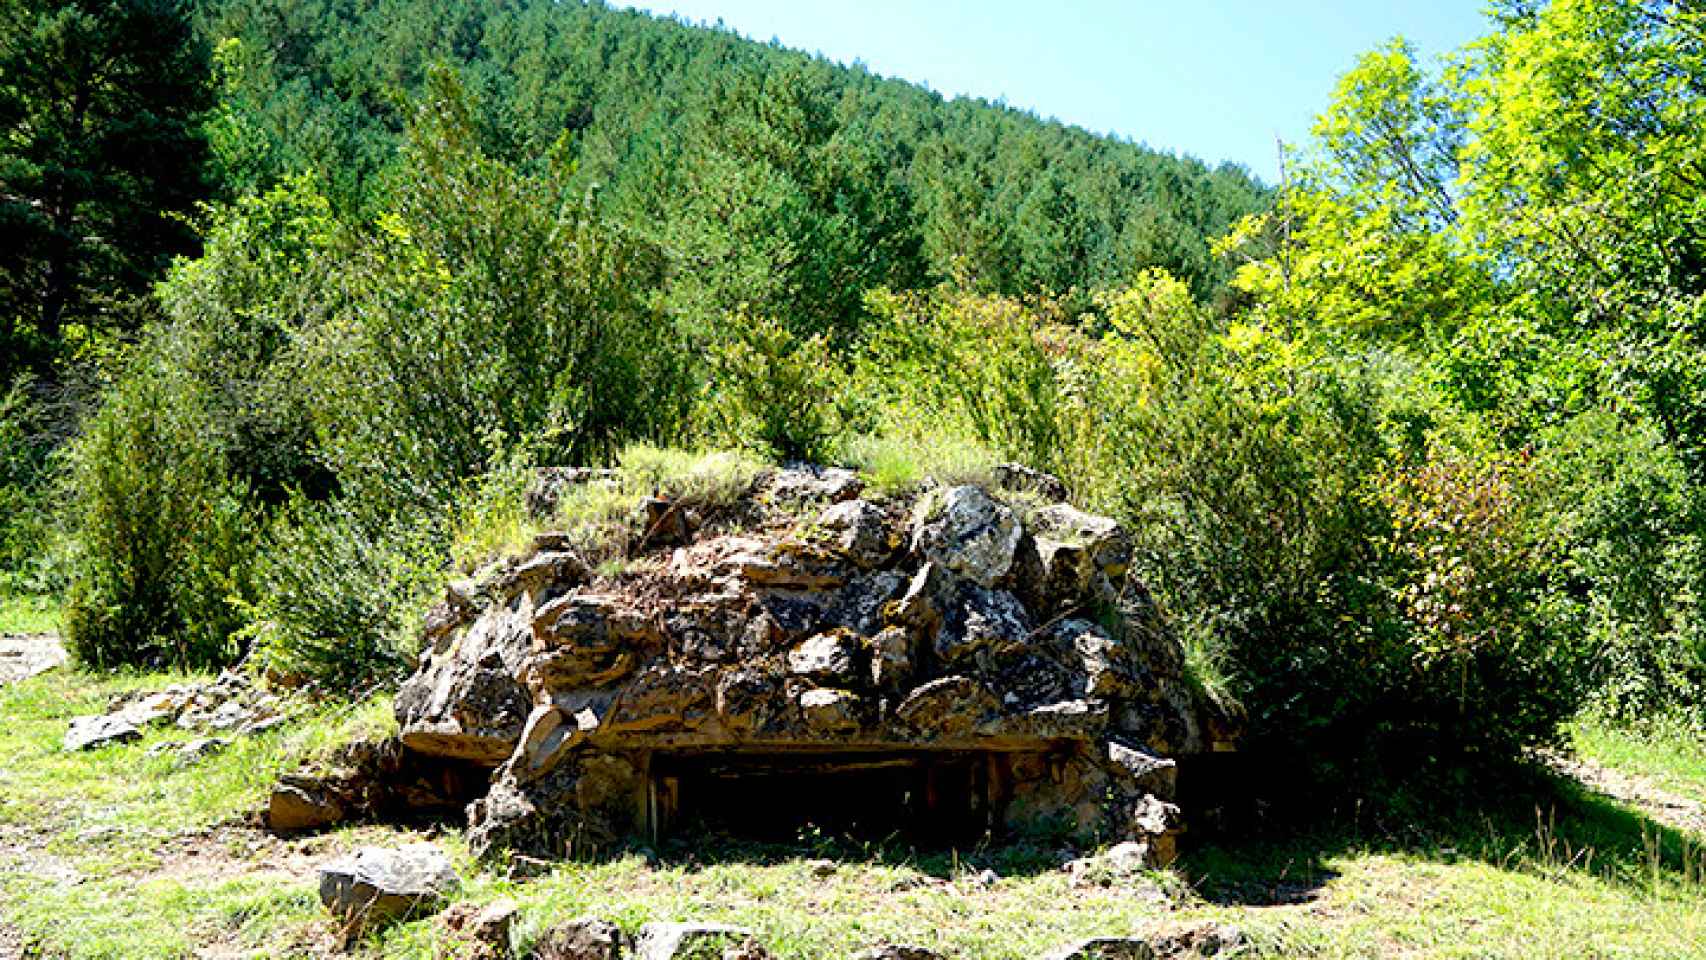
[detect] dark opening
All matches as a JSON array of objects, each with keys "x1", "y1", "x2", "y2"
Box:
[{"x1": 652, "y1": 750, "x2": 1014, "y2": 846}]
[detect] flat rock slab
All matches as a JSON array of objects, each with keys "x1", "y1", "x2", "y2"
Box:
[
  {"x1": 1040, "y1": 939, "x2": 1157, "y2": 960},
  {"x1": 62, "y1": 714, "x2": 141, "y2": 752},
  {"x1": 318, "y1": 843, "x2": 459, "y2": 938},
  {"x1": 0, "y1": 633, "x2": 65, "y2": 685},
  {"x1": 633, "y1": 922, "x2": 756, "y2": 960}
]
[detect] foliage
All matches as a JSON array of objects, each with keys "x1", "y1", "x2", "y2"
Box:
[
  {"x1": 301, "y1": 69, "x2": 692, "y2": 511},
  {"x1": 858, "y1": 288, "x2": 1082, "y2": 479},
  {"x1": 0, "y1": 0, "x2": 213, "y2": 376},
  {"x1": 244, "y1": 496, "x2": 441, "y2": 691},
  {"x1": 0, "y1": 375, "x2": 59, "y2": 597},
  {"x1": 194, "y1": 0, "x2": 1267, "y2": 309},
  {"x1": 700, "y1": 309, "x2": 841, "y2": 462},
  {"x1": 61, "y1": 346, "x2": 257, "y2": 669}
]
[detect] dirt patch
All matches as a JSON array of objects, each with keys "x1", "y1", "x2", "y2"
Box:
[
  {"x1": 1547, "y1": 750, "x2": 1706, "y2": 836},
  {"x1": 0, "y1": 921, "x2": 24, "y2": 960},
  {"x1": 0, "y1": 633, "x2": 65, "y2": 686}
]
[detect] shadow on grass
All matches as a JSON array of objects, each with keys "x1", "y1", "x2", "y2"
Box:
[
  {"x1": 640, "y1": 820, "x2": 1080, "y2": 881},
  {"x1": 1181, "y1": 754, "x2": 1705, "y2": 907}
]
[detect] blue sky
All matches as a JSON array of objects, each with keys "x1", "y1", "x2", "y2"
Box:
[{"x1": 624, "y1": 1, "x2": 1491, "y2": 184}]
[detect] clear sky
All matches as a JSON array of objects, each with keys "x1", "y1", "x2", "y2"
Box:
[{"x1": 624, "y1": 1, "x2": 1491, "y2": 184}]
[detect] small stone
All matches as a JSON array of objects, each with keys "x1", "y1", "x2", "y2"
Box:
[
  {"x1": 269, "y1": 779, "x2": 346, "y2": 832},
  {"x1": 869, "y1": 626, "x2": 915, "y2": 696},
  {"x1": 1038, "y1": 938, "x2": 1157, "y2": 960},
  {"x1": 532, "y1": 917, "x2": 626, "y2": 960},
  {"x1": 440, "y1": 898, "x2": 517, "y2": 959},
  {"x1": 721, "y1": 940, "x2": 772, "y2": 960},
  {"x1": 174, "y1": 737, "x2": 231, "y2": 766},
  {"x1": 318, "y1": 844, "x2": 459, "y2": 941},
  {"x1": 965, "y1": 868, "x2": 998, "y2": 889},
  {"x1": 119, "y1": 691, "x2": 183, "y2": 727},
  {"x1": 63, "y1": 714, "x2": 141, "y2": 752},
  {"x1": 804, "y1": 858, "x2": 837, "y2": 878},
  {"x1": 852, "y1": 946, "x2": 946, "y2": 960},
  {"x1": 816, "y1": 499, "x2": 893, "y2": 568},
  {"x1": 1104, "y1": 841, "x2": 1150, "y2": 873},
  {"x1": 992, "y1": 462, "x2": 1069, "y2": 501},
  {"x1": 632, "y1": 922, "x2": 755, "y2": 960},
  {"x1": 787, "y1": 632, "x2": 857, "y2": 682},
  {"x1": 798, "y1": 688, "x2": 863, "y2": 735}
]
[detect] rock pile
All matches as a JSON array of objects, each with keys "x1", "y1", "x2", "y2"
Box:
[
  {"x1": 64, "y1": 669, "x2": 288, "y2": 752},
  {"x1": 390, "y1": 464, "x2": 1235, "y2": 865}
]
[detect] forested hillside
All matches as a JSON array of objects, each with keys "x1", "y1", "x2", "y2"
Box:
[
  {"x1": 197, "y1": 0, "x2": 1265, "y2": 306},
  {"x1": 0, "y1": 0, "x2": 1267, "y2": 378}
]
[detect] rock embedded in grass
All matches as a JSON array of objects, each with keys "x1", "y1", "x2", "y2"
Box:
[
  {"x1": 62, "y1": 714, "x2": 141, "y2": 751},
  {"x1": 532, "y1": 917, "x2": 626, "y2": 960},
  {"x1": 851, "y1": 947, "x2": 946, "y2": 960},
  {"x1": 1038, "y1": 939, "x2": 1157, "y2": 960},
  {"x1": 317, "y1": 843, "x2": 459, "y2": 941},
  {"x1": 631, "y1": 922, "x2": 758, "y2": 960},
  {"x1": 439, "y1": 898, "x2": 517, "y2": 960}
]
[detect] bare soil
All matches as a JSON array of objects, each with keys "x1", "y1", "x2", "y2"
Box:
[{"x1": 1544, "y1": 749, "x2": 1706, "y2": 836}]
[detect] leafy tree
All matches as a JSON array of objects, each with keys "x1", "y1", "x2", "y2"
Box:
[{"x1": 0, "y1": 0, "x2": 212, "y2": 374}]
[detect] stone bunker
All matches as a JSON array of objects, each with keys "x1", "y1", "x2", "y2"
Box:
[{"x1": 391, "y1": 464, "x2": 1236, "y2": 865}]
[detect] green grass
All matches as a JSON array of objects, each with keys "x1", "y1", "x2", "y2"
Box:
[
  {"x1": 451, "y1": 445, "x2": 770, "y2": 575},
  {"x1": 0, "y1": 592, "x2": 59, "y2": 633},
  {"x1": 1571, "y1": 713, "x2": 1706, "y2": 799},
  {"x1": 841, "y1": 433, "x2": 1003, "y2": 497},
  {"x1": 2, "y1": 666, "x2": 1704, "y2": 959}
]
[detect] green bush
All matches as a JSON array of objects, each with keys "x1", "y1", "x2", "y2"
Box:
[
  {"x1": 0, "y1": 374, "x2": 58, "y2": 597},
  {"x1": 245, "y1": 496, "x2": 441, "y2": 691},
  {"x1": 63, "y1": 350, "x2": 259, "y2": 669},
  {"x1": 1528, "y1": 410, "x2": 1706, "y2": 726},
  {"x1": 300, "y1": 70, "x2": 694, "y2": 513},
  {"x1": 856, "y1": 286, "x2": 1083, "y2": 480},
  {"x1": 700, "y1": 309, "x2": 842, "y2": 462}
]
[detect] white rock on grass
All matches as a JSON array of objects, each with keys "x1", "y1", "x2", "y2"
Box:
[
  {"x1": 63, "y1": 714, "x2": 141, "y2": 752},
  {"x1": 632, "y1": 922, "x2": 757, "y2": 960},
  {"x1": 318, "y1": 843, "x2": 459, "y2": 940}
]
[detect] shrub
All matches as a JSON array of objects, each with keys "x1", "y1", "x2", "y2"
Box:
[
  {"x1": 699, "y1": 309, "x2": 841, "y2": 462},
  {"x1": 0, "y1": 374, "x2": 57, "y2": 597},
  {"x1": 1528, "y1": 410, "x2": 1706, "y2": 726},
  {"x1": 63, "y1": 350, "x2": 259, "y2": 669},
  {"x1": 300, "y1": 70, "x2": 693, "y2": 513},
  {"x1": 245, "y1": 496, "x2": 442, "y2": 691},
  {"x1": 858, "y1": 287, "x2": 1080, "y2": 477}
]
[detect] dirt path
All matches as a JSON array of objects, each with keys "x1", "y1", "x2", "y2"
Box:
[
  {"x1": 0, "y1": 633, "x2": 65, "y2": 686},
  {"x1": 0, "y1": 921, "x2": 22, "y2": 960},
  {"x1": 1546, "y1": 750, "x2": 1706, "y2": 836}
]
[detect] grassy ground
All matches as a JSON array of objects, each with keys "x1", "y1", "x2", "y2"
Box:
[
  {"x1": 0, "y1": 593, "x2": 58, "y2": 634},
  {"x1": 1571, "y1": 714, "x2": 1706, "y2": 801},
  {"x1": 2, "y1": 663, "x2": 1704, "y2": 959}
]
